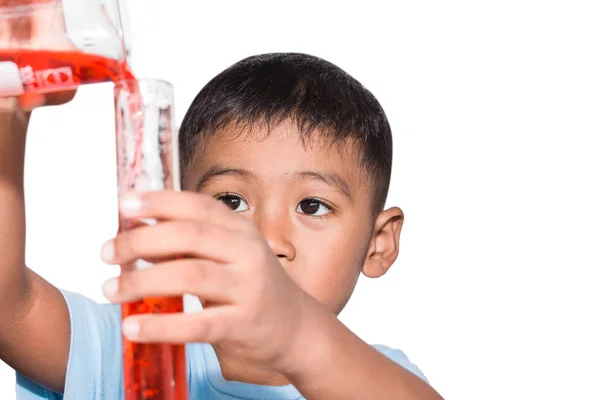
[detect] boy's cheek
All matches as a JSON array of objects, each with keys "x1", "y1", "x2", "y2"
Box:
[{"x1": 289, "y1": 252, "x2": 362, "y2": 315}]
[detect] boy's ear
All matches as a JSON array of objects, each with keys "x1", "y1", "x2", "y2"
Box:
[{"x1": 362, "y1": 207, "x2": 404, "y2": 278}]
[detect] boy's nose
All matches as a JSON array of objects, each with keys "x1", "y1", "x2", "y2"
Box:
[
  {"x1": 265, "y1": 237, "x2": 296, "y2": 261},
  {"x1": 255, "y1": 214, "x2": 296, "y2": 262}
]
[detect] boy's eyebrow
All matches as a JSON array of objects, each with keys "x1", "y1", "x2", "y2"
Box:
[
  {"x1": 195, "y1": 166, "x2": 353, "y2": 200},
  {"x1": 195, "y1": 166, "x2": 255, "y2": 190},
  {"x1": 293, "y1": 171, "x2": 353, "y2": 200}
]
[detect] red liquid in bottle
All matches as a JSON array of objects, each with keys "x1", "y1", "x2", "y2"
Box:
[
  {"x1": 0, "y1": 49, "x2": 134, "y2": 108},
  {"x1": 0, "y1": 49, "x2": 188, "y2": 400},
  {"x1": 0, "y1": 49, "x2": 132, "y2": 88}
]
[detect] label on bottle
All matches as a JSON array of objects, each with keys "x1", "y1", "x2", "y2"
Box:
[
  {"x1": 0, "y1": 62, "x2": 25, "y2": 97},
  {"x1": 18, "y1": 65, "x2": 76, "y2": 93}
]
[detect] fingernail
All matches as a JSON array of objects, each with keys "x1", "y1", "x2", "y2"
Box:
[
  {"x1": 101, "y1": 241, "x2": 115, "y2": 263},
  {"x1": 122, "y1": 319, "x2": 140, "y2": 338},
  {"x1": 120, "y1": 193, "x2": 142, "y2": 214},
  {"x1": 102, "y1": 278, "x2": 119, "y2": 297}
]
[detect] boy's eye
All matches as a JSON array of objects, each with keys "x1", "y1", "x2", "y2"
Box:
[
  {"x1": 296, "y1": 198, "x2": 331, "y2": 216},
  {"x1": 216, "y1": 194, "x2": 249, "y2": 212}
]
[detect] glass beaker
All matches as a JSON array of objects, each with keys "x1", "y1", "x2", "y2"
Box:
[
  {"x1": 115, "y1": 78, "x2": 188, "y2": 400},
  {"x1": 0, "y1": 0, "x2": 132, "y2": 103}
]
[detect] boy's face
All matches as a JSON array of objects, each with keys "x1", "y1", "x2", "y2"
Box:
[{"x1": 183, "y1": 121, "x2": 399, "y2": 315}]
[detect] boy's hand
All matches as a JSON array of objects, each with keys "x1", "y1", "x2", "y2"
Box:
[
  {"x1": 101, "y1": 192, "x2": 444, "y2": 400},
  {"x1": 101, "y1": 191, "x2": 318, "y2": 372}
]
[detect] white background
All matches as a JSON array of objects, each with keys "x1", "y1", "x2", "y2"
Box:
[{"x1": 2, "y1": 0, "x2": 600, "y2": 399}]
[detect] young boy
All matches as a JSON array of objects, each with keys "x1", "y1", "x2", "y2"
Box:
[{"x1": 1, "y1": 53, "x2": 443, "y2": 399}]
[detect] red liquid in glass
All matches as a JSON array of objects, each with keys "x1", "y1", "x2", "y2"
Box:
[
  {"x1": 118, "y1": 211, "x2": 188, "y2": 398},
  {"x1": 0, "y1": 49, "x2": 188, "y2": 400}
]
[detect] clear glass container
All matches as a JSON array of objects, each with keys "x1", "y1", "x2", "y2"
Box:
[{"x1": 115, "y1": 78, "x2": 188, "y2": 400}]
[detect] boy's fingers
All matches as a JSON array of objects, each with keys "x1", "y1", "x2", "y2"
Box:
[
  {"x1": 18, "y1": 93, "x2": 46, "y2": 111},
  {"x1": 102, "y1": 221, "x2": 240, "y2": 265},
  {"x1": 122, "y1": 307, "x2": 234, "y2": 344},
  {"x1": 103, "y1": 259, "x2": 235, "y2": 304},
  {"x1": 119, "y1": 191, "x2": 242, "y2": 226},
  {"x1": 17, "y1": 90, "x2": 77, "y2": 111},
  {"x1": 42, "y1": 90, "x2": 77, "y2": 107}
]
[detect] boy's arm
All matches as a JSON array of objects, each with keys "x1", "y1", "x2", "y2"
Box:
[
  {"x1": 0, "y1": 99, "x2": 71, "y2": 394},
  {"x1": 282, "y1": 302, "x2": 444, "y2": 400}
]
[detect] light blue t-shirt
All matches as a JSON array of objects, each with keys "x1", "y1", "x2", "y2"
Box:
[{"x1": 16, "y1": 290, "x2": 427, "y2": 399}]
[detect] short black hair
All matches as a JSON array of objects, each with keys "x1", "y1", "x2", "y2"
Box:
[{"x1": 179, "y1": 53, "x2": 393, "y2": 211}]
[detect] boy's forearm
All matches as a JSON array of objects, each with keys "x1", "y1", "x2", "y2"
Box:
[
  {"x1": 282, "y1": 302, "x2": 443, "y2": 400},
  {"x1": 0, "y1": 101, "x2": 30, "y2": 310},
  {"x1": 0, "y1": 102, "x2": 71, "y2": 393}
]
